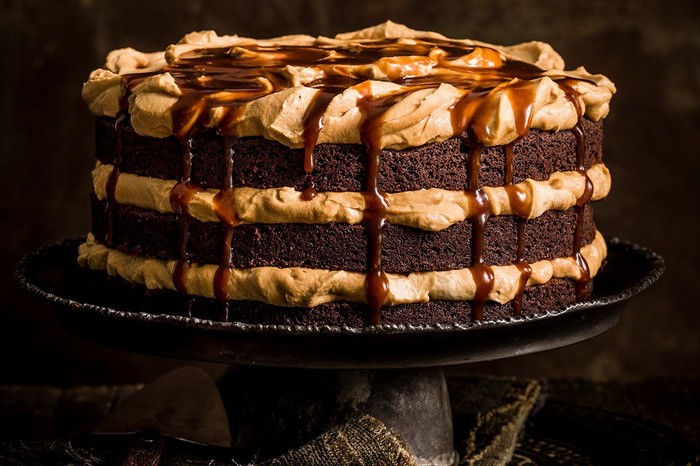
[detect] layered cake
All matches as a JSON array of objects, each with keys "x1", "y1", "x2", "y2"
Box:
[{"x1": 79, "y1": 21, "x2": 615, "y2": 326}]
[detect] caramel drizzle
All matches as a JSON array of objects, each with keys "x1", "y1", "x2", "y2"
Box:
[
  {"x1": 103, "y1": 82, "x2": 136, "y2": 247},
  {"x1": 111, "y1": 38, "x2": 602, "y2": 323},
  {"x1": 571, "y1": 124, "x2": 593, "y2": 300},
  {"x1": 163, "y1": 38, "x2": 568, "y2": 140},
  {"x1": 450, "y1": 82, "x2": 538, "y2": 321},
  {"x1": 504, "y1": 143, "x2": 532, "y2": 316},
  {"x1": 301, "y1": 89, "x2": 340, "y2": 200},
  {"x1": 169, "y1": 139, "x2": 204, "y2": 316},
  {"x1": 212, "y1": 136, "x2": 238, "y2": 322},
  {"x1": 357, "y1": 87, "x2": 401, "y2": 325},
  {"x1": 556, "y1": 79, "x2": 594, "y2": 300},
  {"x1": 501, "y1": 83, "x2": 538, "y2": 316},
  {"x1": 451, "y1": 90, "x2": 496, "y2": 322},
  {"x1": 466, "y1": 144, "x2": 494, "y2": 322},
  {"x1": 104, "y1": 112, "x2": 125, "y2": 247}
]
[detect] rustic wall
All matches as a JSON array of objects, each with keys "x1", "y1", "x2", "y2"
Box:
[{"x1": 1, "y1": 0, "x2": 698, "y2": 384}]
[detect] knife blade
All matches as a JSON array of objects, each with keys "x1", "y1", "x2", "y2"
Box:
[{"x1": 93, "y1": 366, "x2": 231, "y2": 465}]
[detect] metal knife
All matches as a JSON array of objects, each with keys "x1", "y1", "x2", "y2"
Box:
[{"x1": 93, "y1": 366, "x2": 231, "y2": 465}]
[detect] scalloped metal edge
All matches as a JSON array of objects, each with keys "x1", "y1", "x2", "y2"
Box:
[{"x1": 14, "y1": 236, "x2": 665, "y2": 337}]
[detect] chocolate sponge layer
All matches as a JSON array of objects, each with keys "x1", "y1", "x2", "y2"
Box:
[
  {"x1": 91, "y1": 198, "x2": 596, "y2": 272},
  {"x1": 94, "y1": 117, "x2": 603, "y2": 192}
]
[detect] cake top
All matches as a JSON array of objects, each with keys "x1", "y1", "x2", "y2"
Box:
[{"x1": 82, "y1": 21, "x2": 615, "y2": 149}]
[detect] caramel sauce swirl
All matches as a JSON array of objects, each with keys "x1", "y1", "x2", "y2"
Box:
[{"x1": 159, "y1": 38, "x2": 562, "y2": 141}]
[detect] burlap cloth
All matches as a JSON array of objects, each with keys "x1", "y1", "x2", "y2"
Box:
[
  {"x1": 0, "y1": 375, "x2": 542, "y2": 465},
  {"x1": 260, "y1": 376, "x2": 541, "y2": 466}
]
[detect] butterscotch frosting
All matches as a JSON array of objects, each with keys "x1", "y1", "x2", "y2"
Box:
[
  {"x1": 82, "y1": 21, "x2": 615, "y2": 148},
  {"x1": 78, "y1": 231, "x2": 606, "y2": 308},
  {"x1": 91, "y1": 162, "x2": 611, "y2": 231}
]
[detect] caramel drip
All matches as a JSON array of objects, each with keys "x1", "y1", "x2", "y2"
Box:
[
  {"x1": 104, "y1": 112, "x2": 126, "y2": 247},
  {"x1": 504, "y1": 142, "x2": 515, "y2": 186},
  {"x1": 300, "y1": 181, "x2": 317, "y2": 201},
  {"x1": 572, "y1": 126, "x2": 594, "y2": 208},
  {"x1": 556, "y1": 79, "x2": 584, "y2": 116},
  {"x1": 103, "y1": 81, "x2": 136, "y2": 247},
  {"x1": 502, "y1": 142, "x2": 529, "y2": 212},
  {"x1": 571, "y1": 123, "x2": 593, "y2": 300},
  {"x1": 513, "y1": 220, "x2": 532, "y2": 316},
  {"x1": 213, "y1": 226, "x2": 233, "y2": 321},
  {"x1": 212, "y1": 138, "x2": 240, "y2": 227},
  {"x1": 212, "y1": 136, "x2": 238, "y2": 322},
  {"x1": 301, "y1": 89, "x2": 340, "y2": 201},
  {"x1": 465, "y1": 143, "x2": 494, "y2": 321},
  {"x1": 504, "y1": 142, "x2": 532, "y2": 316},
  {"x1": 358, "y1": 88, "x2": 401, "y2": 325},
  {"x1": 554, "y1": 78, "x2": 593, "y2": 301},
  {"x1": 171, "y1": 92, "x2": 210, "y2": 139},
  {"x1": 450, "y1": 82, "x2": 537, "y2": 321},
  {"x1": 170, "y1": 139, "x2": 203, "y2": 304},
  {"x1": 503, "y1": 143, "x2": 531, "y2": 219},
  {"x1": 104, "y1": 72, "x2": 172, "y2": 246}
]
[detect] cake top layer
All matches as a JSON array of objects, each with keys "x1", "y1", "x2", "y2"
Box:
[{"x1": 82, "y1": 21, "x2": 615, "y2": 148}]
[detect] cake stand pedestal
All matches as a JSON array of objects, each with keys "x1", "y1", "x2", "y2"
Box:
[{"x1": 15, "y1": 236, "x2": 664, "y2": 465}]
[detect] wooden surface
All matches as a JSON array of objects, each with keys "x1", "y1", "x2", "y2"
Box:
[{"x1": 0, "y1": 384, "x2": 143, "y2": 442}]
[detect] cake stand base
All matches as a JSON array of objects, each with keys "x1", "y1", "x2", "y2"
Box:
[
  {"x1": 14, "y1": 236, "x2": 665, "y2": 465},
  {"x1": 219, "y1": 366, "x2": 457, "y2": 465}
]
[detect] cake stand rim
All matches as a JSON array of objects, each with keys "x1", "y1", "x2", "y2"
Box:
[
  {"x1": 14, "y1": 235, "x2": 665, "y2": 368},
  {"x1": 14, "y1": 235, "x2": 665, "y2": 335}
]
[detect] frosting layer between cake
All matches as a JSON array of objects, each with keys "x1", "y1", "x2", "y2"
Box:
[
  {"x1": 90, "y1": 161, "x2": 609, "y2": 230},
  {"x1": 78, "y1": 231, "x2": 606, "y2": 308},
  {"x1": 82, "y1": 21, "x2": 615, "y2": 148}
]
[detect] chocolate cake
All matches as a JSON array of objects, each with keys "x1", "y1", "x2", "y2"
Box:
[{"x1": 79, "y1": 21, "x2": 615, "y2": 326}]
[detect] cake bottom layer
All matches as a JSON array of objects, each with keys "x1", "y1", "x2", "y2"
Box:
[{"x1": 77, "y1": 225, "x2": 606, "y2": 325}]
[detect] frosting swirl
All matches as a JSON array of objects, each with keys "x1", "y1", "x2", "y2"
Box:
[
  {"x1": 78, "y1": 231, "x2": 607, "y2": 308},
  {"x1": 82, "y1": 21, "x2": 615, "y2": 148},
  {"x1": 91, "y1": 162, "x2": 611, "y2": 231}
]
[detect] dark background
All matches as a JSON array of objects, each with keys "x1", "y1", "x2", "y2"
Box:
[{"x1": 1, "y1": 0, "x2": 698, "y2": 385}]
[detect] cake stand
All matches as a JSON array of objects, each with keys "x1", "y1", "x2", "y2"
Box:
[{"x1": 15, "y1": 236, "x2": 664, "y2": 465}]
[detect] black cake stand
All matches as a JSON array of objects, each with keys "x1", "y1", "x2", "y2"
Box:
[{"x1": 15, "y1": 236, "x2": 664, "y2": 465}]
